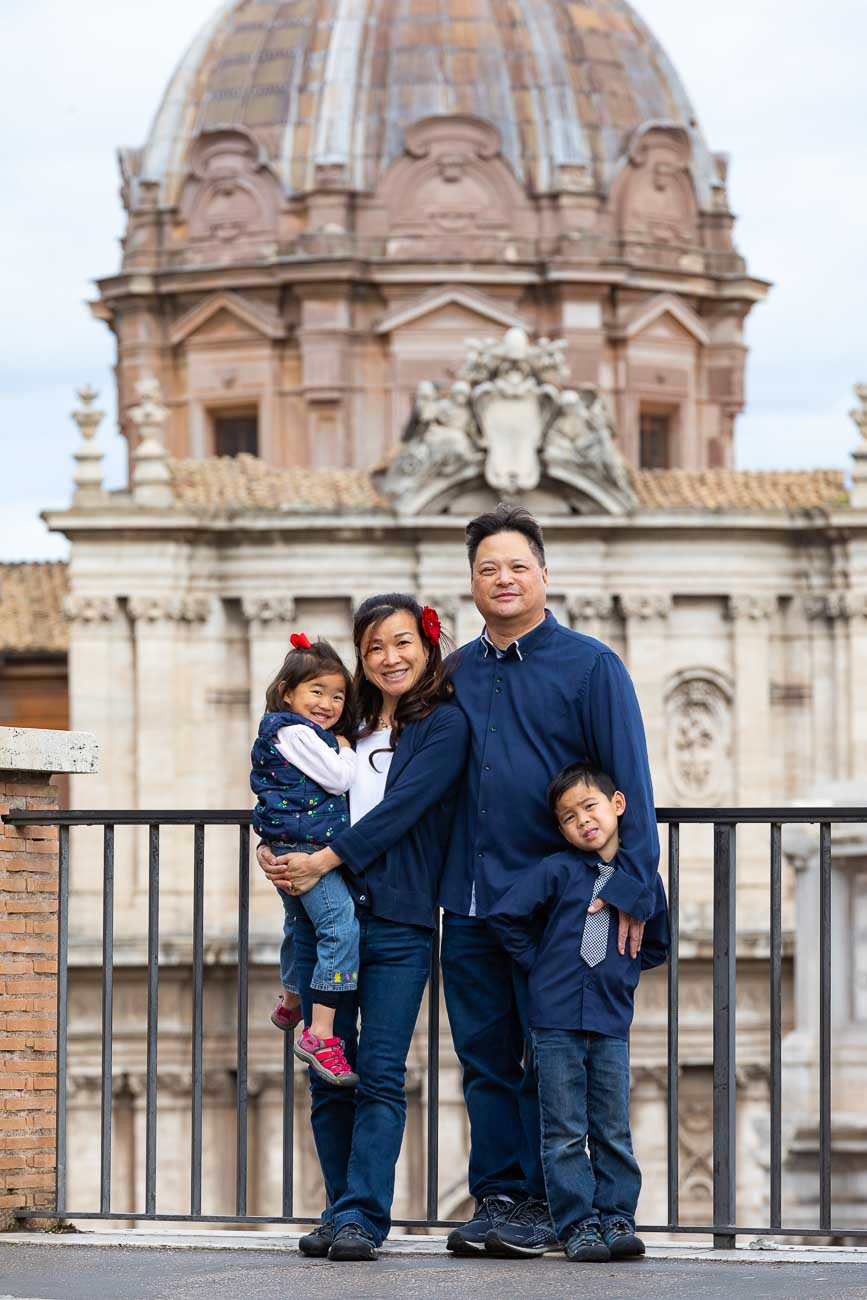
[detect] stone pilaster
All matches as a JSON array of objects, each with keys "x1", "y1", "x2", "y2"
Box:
[
  {"x1": 726, "y1": 594, "x2": 775, "y2": 803},
  {"x1": 845, "y1": 593, "x2": 867, "y2": 780},
  {"x1": 620, "y1": 593, "x2": 672, "y2": 783},
  {"x1": 567, "y1": 593, "x2": 615, "y2": 645},
  {"x1": 241, "y1": 597, "x2": 296, "y2": 742}
]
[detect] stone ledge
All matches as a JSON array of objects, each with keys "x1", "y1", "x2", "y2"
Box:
[{"x1": 0, "y1": 727, "x2": 99, "y2": 776}]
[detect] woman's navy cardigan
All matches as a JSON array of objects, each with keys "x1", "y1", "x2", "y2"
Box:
[{"x1": 332, "y1": 702, "x2": 469, "y2": 930}]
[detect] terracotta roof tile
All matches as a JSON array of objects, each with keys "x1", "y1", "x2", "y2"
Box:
[
  {"x1": 630, "y1": 468, "x2": 848, "y2": 513},
  {"x1": 170, "y1": 454, "x2": 385, "y2": 514},
  {"x1": 0, "y1": 562, "x2": 69, "y2": 655}
]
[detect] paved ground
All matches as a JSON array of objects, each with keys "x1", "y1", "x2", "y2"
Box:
[{"x1": 2, "y1": 1235, "x2": 867, "y2": 1300}]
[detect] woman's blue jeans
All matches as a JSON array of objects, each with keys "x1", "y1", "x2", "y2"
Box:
[
  {"x1": 533, "y1": 1028, "x2": 641, "y2": 1240},
  {"x1": 293, "y1": 906, "x2": 432, "y2": 1245}
]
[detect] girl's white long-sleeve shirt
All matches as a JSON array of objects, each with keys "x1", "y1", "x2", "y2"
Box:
[{"x1": 274, "y1": 725, "x2": 357, "y2": 795}]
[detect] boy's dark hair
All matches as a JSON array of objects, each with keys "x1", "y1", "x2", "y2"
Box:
[
  {"x1": 465, "y1": 503, "x2": 546, "y2": 570},
  {"x1": 264, "y1": 639, "x2": 354, "y2": 735},
  {"x1": 547, "y1": 763, "x2": 618, "y2": 818}
]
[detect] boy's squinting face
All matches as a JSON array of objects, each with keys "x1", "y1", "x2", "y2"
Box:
[{"x1": 555, "y1": 781, "x2": 626, "y2": 863}]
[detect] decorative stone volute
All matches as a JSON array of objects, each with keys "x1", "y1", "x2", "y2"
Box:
[
  {"x1": 375, "y1": 327, "x2": 636, "y2": 517},
  {"x1": 849, "y1": 384, "x2": 867, "y2": 508},
  {"x1": 129, "y1": 377, "x2": 173, "y2": 508},
  {"x1": 71, "y1": 384, "x2": 106, "y2": 506}
]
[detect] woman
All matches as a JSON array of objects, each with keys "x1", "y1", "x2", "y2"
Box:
[{"x1": 256, "y1": 593, "x2": 468, "y2": 1261}]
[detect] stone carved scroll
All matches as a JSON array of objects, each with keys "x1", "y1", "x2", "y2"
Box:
[
  {"x1": 665, "y1": 669, "x2": 733, "y2": 804},
  {"x1": 376, "y1": 327, "x2": 635, "y2": 516}
]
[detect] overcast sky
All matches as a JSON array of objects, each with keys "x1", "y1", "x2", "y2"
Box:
[{"x1": 2, "y1": 0, "x2": 866, "y2": 561}]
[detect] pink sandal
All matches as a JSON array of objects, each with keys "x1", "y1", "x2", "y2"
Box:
[
  {"x1": 294, "y1": 1029, "x2": 359, "y2": 1087},
  {"x1": 271, "y1": 996, "x2": 303, "y2": 1033}
]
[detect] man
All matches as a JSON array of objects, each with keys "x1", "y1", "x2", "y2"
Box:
[{"x1": 441, "y1": 503, "x2": 659, "y2": 1256}]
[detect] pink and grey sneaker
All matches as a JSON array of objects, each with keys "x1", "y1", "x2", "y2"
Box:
[
  {"x1": 271, "y1": 997, "x2": 303, "y2": 1033},
  {"x1": 294, "y1": 1029, "x2": 359, "y2": 1087}
]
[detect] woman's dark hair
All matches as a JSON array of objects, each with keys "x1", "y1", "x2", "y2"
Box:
[
  {"x1": 264, "y1": 639, "x2": 354, "y2": 736},
  {"x1": 546, "y1": 763, "x2": 618, "y2": 819},
  {"x1": 466, "y1": 503, "x2": 546, "y2": 569},
  {"x1": 353, "y1": 593, "x2": 454, "y2": 758}
]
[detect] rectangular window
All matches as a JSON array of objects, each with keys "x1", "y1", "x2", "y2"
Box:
[
  {"x1": 639, "y1": 410, "x2": 672, "y2": 469},
  {"x1": 212, "y1": 410, "x2": 259, "y2": 457}
]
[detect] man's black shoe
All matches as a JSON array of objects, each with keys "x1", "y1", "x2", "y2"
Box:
[
  {"x1": 484, "y1": 1198, "x2": 559, "y2": 1257},
  {"x1": 327, "y1": 1222, "x2": 378, "y2": 1261},
  {"x1": 446, "y1": 1195, "x2": 516, "y2": 1255},
  {"x1": 298, "y1": 1220, "x2": 334, "y2": 1257}
]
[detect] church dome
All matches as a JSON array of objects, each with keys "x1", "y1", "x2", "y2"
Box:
[{"x1": 131, "y1": 0, "x2": 718, "y2": 207}]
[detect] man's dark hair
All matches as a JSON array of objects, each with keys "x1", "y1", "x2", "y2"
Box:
[
  {"x1": 546, "y1": 763, "x2": 618, "y2": 818},
  {"x1": 465, "y1": 503, "x2": 546, "y2": 570}
]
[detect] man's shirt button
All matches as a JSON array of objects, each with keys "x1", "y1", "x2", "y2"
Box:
[
  {"x1": 359, "y1": 895, "x2": 366, "y2": 902},
  {"x1": 490, "y1": 726, "x2": 497, "y2": 733},
  {"x1": 484, "y1": 764, "x2": 492, "y2": 771}
]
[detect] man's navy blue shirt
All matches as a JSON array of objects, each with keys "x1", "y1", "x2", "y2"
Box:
[
  {"x1": 440, "y1": 611, "x2": 660, "y2": 921},
  {"x1": 486, "y1": 849, "x2": 670, "y2": 1037}
]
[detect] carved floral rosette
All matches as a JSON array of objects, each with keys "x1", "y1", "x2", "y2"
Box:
[{"x1": 664, "y1": 668, "x2": 733, "y2": 805}]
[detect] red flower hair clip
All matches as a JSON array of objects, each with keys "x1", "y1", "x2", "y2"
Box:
[
  {"x1": 290, "y1": 632, "x2": 312, "y2": 650},
  {"x1": 421, "y1": 605, "x2": 442, "y2": 644}
]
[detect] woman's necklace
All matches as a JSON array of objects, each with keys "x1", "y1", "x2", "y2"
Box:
[{"x1": 375, "y1": 715, "x2": 392, "y2": 731}]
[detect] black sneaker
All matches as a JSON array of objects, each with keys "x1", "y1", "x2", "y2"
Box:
[
  {"x1": 602, "y1": 1218, "x2": 645, "y2": 1259},
  {"x1": 298, "y1": 1220, "x2": 334, "y2": 1257},
  {"x1": 484, "y1": 1198, "x2": 559, "y2": 1258},
  {"x1": 446, "y1": 1195, "x2": 516, "y2": 1255},
  {"x1": 564, "y1": 1221, "x2": 610, "y2": 1262},
  {"x1": 328, "y1": 1222, "x2": 378, "y2": 1261}
]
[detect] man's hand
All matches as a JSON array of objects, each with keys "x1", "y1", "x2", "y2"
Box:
[{"x1": 587, "y1": 898, "x2": 645, "y2": 958}]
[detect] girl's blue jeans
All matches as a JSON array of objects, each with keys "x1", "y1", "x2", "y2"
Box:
[
  {"x1": 294, "y1": 907, "x2": 432, "y2": 1246},
  {"x1": 272, "y1": 845, "x2": 359, "y2": 995},
  {"x1": 532, "y1": 1028, "x2": 641, "y2": 1241}
]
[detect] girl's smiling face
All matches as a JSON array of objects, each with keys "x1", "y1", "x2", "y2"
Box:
[
  {"x1": 360, "y1": 611, "x2": 428, "y2": 701},
  {"x1": 283, "y1": 673, "x2": 347, "y2": 730}
]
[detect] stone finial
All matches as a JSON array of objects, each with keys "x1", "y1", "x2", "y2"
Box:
[
  {"x1": 129, "y1": 377, "x2": 173, "y2": 508},
  {"x1": 71, "y1": 384, "x2": 106, "y2": 506},
  {"x1": 849, "y1": 384, "x2": 867, "y2": 508}
]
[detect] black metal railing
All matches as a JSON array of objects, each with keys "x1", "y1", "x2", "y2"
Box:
[{"x1": 3, "y1": 805, "x2": 866, "y2": 1245}]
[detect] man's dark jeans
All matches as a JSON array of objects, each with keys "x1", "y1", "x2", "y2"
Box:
[
  {"x1": 533, "y1": 1028, "x2": 641, "y2": 1240},
  {"x1": 293, "y1": 907, "x2": 432, "y2": 1246},
  {"x1": 440, "y1": 911, "x2": 545, "y2": 1202}
]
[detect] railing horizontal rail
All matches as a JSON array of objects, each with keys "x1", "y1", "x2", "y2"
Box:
[{"x1": 4, "y1": 804, "x2": 865, "y2": 1246}]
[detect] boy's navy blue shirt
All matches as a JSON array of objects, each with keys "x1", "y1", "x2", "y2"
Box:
[
  {"x1": 250, "y1": 711, "x2": 349, "y2": 847},
  {"x1": 486, "y1": 850, "x2": 670, "y2": 1038},
  {"x1": 440, "y1": 611, "x2": 660, "y2": 921},
  {"x1": 332, "y1": 702, "x2": 469, "y2": 931}
]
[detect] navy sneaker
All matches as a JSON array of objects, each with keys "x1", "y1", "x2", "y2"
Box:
[
  {"x1": 446, "y1": 1195, "x2": 517, "y2": 1255},
  {"x1": 328, "y1": 1222, "x2": 378, "y2": 1261},
  {"x1": 564, "y1": 1221, "x2": 610, "y2": 1262},
  {"x1": 484, "y1": 1198, "x2": 559, "y2": 1258},
  {"x1": 602, "y1": 1218, "x2": 645, "y2": 1259},
  {"x1": 298, "y1": 1220, "x2": 334, "y2": 1257}
]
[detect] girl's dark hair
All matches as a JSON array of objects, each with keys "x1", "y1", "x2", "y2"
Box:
[
  {"x1": 353, "y1": 593, "x2": 454, "y2": 759},
  {"x1": 264, "y1": 639, "x2": 354, "y2": 736}
]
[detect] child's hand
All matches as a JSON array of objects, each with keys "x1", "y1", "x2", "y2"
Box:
[{"x1": 336, "y1": 735, "x2": 352, "y2": 749}]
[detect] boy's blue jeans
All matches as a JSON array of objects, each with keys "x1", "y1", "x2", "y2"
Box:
[
  {"x1": 272, "y1": 845, "x2": 359, "y2": 995},
  {"x1": 532, "y1": 1028, "x2": 641, "y2": 1241}
]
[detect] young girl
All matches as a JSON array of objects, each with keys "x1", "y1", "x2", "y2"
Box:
[{"x1": 251, "y1": 634, "x2": 360, "y2": 1086}]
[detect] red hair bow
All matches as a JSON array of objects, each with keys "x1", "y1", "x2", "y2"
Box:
[
  {"x1": 290, "y1": 632, "x2": 312, "y2": 650},
  {"x1": 421, "y1": 606, "x2": 442, "y2": 644}
]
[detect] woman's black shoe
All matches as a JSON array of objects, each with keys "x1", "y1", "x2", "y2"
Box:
[
  {"x1": 327, "y1": 1223, "x2": 378, "y2": 1261},
  {"x1": 298, "y1": 1220, "x2": 334, "y2": 1257}
]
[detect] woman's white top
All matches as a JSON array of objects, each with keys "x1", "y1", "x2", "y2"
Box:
[
  {"x1": 274, "y1": 725, "x2": 357, "y2": 795},
  {"x1": 350, "y1": 730, "x2": 393, "y2": 825}
]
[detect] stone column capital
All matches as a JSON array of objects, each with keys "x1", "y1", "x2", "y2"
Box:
[
  {"x1": 566, "y1": 593, "x2": 615, "y2": 623},
  {"x1": 240, "y1": 596, "x2": 296, "y2": 629},
  {"x1": 726, "y1": 594, "x2": 775, "y2": 622},
  {"x1": 63, "y1": 593, "x2": 122, "y2": 625},
  {"x1": 619, "y1": 592, "x2": 672, "y2": 623},
  {"x1": 129, "y1": 594, "x2": 212, "y2": 624}
]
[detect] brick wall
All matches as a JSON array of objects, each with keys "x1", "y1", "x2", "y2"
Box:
[{"x1": 0, "y1": 771, "x2": 58, "y2": 1219}]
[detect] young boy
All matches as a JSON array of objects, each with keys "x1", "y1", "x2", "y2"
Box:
[{"x1": 485, "y1": 763, "x2": 669, "y2": 1263}]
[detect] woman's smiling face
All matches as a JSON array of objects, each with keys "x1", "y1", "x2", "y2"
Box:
[{"x1": 360, "y1": 611, "x2": 428, "y2": 701}]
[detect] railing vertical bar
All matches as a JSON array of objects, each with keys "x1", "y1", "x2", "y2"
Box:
[
  {"x1": 282, "y1": 1031, "x2": 294, "y2": 1218},
  {"x1": 819, "y1": 821, "x2": 832, "y2": 1231},
  {"x1": 99, "y1": 825, "x2": 115, "y2": 1214},
  {"x1": 666, "y1": 822, "x2": 680, "y2": 1228},
  {"x1": 426, "y1": 909, "x2": 441, "y2": 1224},
  {"x1": 145, "y1": 823, "x2": 160, "y2": 1216},
  {"x1": 190, "y1": 824, "x2": 205, "y2": 1216},
  {"x1": 712, "y1": 822, "x2": 737, "y2": 1249},
  {"x1": 769, "y1": 822, "x2": 783, "y2": 1232},
  {"x1": 55, "y1": 824, "x2": 70, "y2": 1215},
  {"x1": 236, "y1": 825, "x2": 250, "y2": 1217}
]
